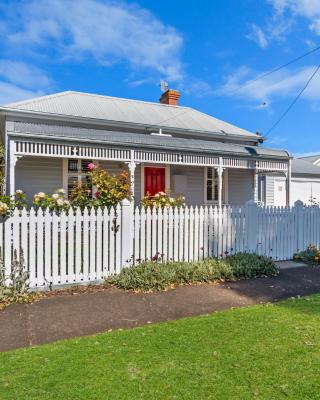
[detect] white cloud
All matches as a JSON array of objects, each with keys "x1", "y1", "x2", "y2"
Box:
[
  {"x1": 267, "y1": 135, "x2": 288, "y2": 145},
  {"x1": 182, "y1": 79, "x2": 215, "y2": 97},
  {"x1": 0, "y1": 60, "x2": 51, "y2": 90},
  {"x1": 0, "y1": 82, "x2": 43, "y2": 105},
  {"x1": 246, "y1": 6, "x2": 293, "y2": 48},
  {"x1": 246, "y1": 24, "x2": 269, "y2": 48},
  {"x1": 216, "y1": 65, "x2": 320, "y2": 104},
  {"x1": 268, "y1": 0, "x2": 320, "y2": 35},
  {"x1": 2, "y1": 0, "x2": 184, "y2": 82},
  {"x1": 305, "y1": 39, "x2": 317, "y2": 49}
]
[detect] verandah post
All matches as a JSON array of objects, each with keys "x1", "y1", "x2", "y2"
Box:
[
  {"x1": 120, "y1": 198, "x2": 134, "y2": 268},
  {"x1": 245, "y1": 200, "x2": 259, "y2": 253}
]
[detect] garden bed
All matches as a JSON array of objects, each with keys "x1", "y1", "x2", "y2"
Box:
[
  {"x1": 1, "y1": 253, "x2": 278, "y2": 310},
  {"x1": 106, "y1": 253, "x2": 278, "y2": 292}
]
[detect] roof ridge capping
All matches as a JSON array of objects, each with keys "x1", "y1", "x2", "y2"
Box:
[{"x1": 5, "y1": 90, "x2": 188, "y2": 109}]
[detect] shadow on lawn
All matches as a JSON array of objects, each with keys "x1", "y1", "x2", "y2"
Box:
[{"x1": 220, "y1": 265, "x2": 320, "y2": 315}]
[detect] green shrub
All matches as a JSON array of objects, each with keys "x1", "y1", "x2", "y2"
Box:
[
  {"x1": 106, "y1": 253, "x2": 278, "y2": 292},
  {"x1": 226, "y1": 252, "x2": 278, "y2": 279},
  {"x1": 293, "y1": 245, "x2": 320, "y2": 265},
  {"x1": 0, "y1": 250, "x2": 38, "y2": 310}
]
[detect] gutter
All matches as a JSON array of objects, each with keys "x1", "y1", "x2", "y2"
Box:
[{"x1": 8, "y1": 131, "x2": 290, "y2": 161}]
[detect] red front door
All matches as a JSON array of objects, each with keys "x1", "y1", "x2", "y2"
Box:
[{"x1": 144, "y1": 167, "x2": 166, "y2": 196}]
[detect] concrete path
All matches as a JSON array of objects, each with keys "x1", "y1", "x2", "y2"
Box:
[{"x1": 1, "y1": 263, "x2": 319, "y2": 352}]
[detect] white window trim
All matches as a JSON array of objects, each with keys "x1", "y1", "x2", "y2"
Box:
[
  {"x1": 204, "y1": 167, "x2": 228, "y2": 205},
  {"x1": 141, "y1": 164, "x2": 170, "y2": 198},
  {"x1": 204, "y1": 166, "x2": 218, "y2": 204}
]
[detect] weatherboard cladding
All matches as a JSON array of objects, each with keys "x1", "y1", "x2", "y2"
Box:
[
  {"x1": 5, "y1": 91, "x2": 257, "y2": 138},
  {"x1": 228, "y1": 169, "x2": 253, "y2": 205},
  {"x1": 15, "y1": 157, "x2": 63, "y2": 204},
  {"x1": 10, "y1": 121, "x2": 288, "y2": 159},
  {"x1": 265, "y1": 175, "x2": 275, "y2": 206},
  {"x1": 170, "y1": 165, "x2": 204, "y2": 205}
]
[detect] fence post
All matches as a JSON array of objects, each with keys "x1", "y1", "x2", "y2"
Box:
[
  {"x1": 120, "y1": 199, "x2": 134, "y2": 268},
  {"x1": 245, "y1": 200, "x2": 259, "y2": 253},
  {"x1": 294, "y1": 200, "x2": 304, "y2": 253}
]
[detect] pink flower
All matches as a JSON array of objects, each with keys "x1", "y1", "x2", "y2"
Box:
[{"x1": 87, "y1": 163, "x2": 96, "y2": 171}]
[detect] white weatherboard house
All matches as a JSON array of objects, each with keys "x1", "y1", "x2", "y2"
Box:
[
  {"x1": 259, "y1": 157, "x2": 320, "y2": 206},
  {"x1": 0, "y1": 90, "x2": 291, "y2": 206}
]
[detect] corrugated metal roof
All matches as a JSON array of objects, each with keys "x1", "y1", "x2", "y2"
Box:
[
  {"x1": 4, "y1": 91, "x2": 258, "y2": 138},
  {"x1": 299, "y1": 154, "x2": 320, "y2": 164},
  {"x1": 12, "y1": 121, "x2": 289, "y2": 159},
  {"x1": 292, "y1": 158, "x2": 320, "y2": 175}
]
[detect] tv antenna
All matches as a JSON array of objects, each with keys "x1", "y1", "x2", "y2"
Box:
[{"x1": 159, "y1": 80, "x2": 169, "y2": 92}]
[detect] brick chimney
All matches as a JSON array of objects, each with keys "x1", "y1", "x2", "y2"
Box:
[{"x1": 160, "y1": 89, "x2": 180, "y2": 106}]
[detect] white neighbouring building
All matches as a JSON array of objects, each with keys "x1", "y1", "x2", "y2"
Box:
[
  {"x1": 0, "y1": 89, "x2": 292, "y2": 206},
  {"x1": 260, "y1": 157, "x2": 320, "y2": 206}
]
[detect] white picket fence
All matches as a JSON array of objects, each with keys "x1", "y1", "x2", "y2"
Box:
[{"x1": 1, "y1": 199, "x2": 319, "y2": 289}]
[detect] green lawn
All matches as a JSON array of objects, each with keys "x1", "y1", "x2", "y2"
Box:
[{"x1": 1, "y1": 295, "x2": 320, "y2": 399}]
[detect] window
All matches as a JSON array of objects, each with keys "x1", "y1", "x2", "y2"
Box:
[
  {"x1": 66, "y1": 159, "x2": 92, "y2": 197},
  {"x1": 206, "y1": 167, "x2": 218, "y2": 202}
]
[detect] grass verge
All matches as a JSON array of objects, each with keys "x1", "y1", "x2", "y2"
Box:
[{"x1": 1, "y1": 294, "x2": 320, "y2": 399}]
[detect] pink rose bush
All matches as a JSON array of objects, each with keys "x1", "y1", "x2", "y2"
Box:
[
  {"x1": 69, "y1": 165, "x2": 131, "y2": 208},
  {"x1": 87, "y1": 163, "x2": 96, "y2": 171}
]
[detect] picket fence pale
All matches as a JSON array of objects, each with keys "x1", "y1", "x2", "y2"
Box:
[
  {"x1": 1, "y1": 205, "x2": 122, "y2": 288},
  {"x1": 1, "y1": 199, "x2": 319, "y2": 289}
]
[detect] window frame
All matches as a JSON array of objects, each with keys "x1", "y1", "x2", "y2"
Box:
[
  {"x1": 204, "y1": 167, "x2": 228, "y2": 205},
  {"x1": 63, "y1": 159, "x2": 97, "y2": 198},
  {"x1": 205, "y1": 166, "x2": 219, "y2": 204}
]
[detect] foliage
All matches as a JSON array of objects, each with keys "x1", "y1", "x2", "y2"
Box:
[
  {"x1": 33, "y1": 188, "x2": 70, "y2": 212},
  {"x1": 293, "y1": 245, "x2": 320, "y2": 264},
  {"x1": 0, "y1": 190, "x2": 27, "y2": 216},
  {"x1": 0, "y1": 250, "x2": 37, "y2": 310},
  {"x1": 0, "y1": 162, "x2": 130, "y2": 212},
  {"x1": 140, "y1": 190, "x2": 185, "y2": 208},
  {"x1": 1, "y1": 295, "x2": 320, "y2": 399},
  {"x1": 106, "y1": 253, "x2": 278, "y2": 292},
  {"x1": 225, "y1": 252, "x2": 278, "y2": 279},
  {"x1": 69, "y1": 184, "x2": 93, "y2": 208},
  {"x1": 67, "y1": 163, "x2": 131, "y2": 209},
  {"x1": 89, "y1": 164, "x2": 131, "y2": 207}
]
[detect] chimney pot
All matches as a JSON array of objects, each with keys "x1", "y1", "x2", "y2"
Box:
[{"x1": 160, "y1": 89, "x2": 180, "y2": 106}]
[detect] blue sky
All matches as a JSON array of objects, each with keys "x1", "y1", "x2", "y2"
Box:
[{"x1": 0, "y1": 0, "x2": 320, "y2": 156}]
